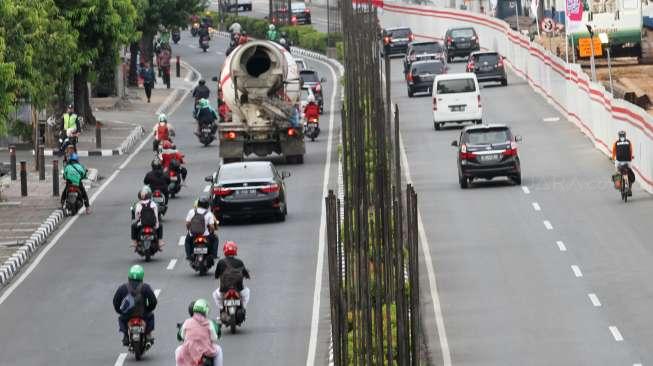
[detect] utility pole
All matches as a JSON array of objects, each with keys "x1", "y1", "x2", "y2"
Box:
[{"x1": 587, "y1": 25, "x2": 597, "y2": 82}]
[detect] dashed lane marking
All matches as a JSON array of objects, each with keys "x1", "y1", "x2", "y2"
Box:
[
  {"x1": 609, "y1": 326, "x2": 624, "y2": 341},
  {"x1": 522, "y1": 186, "x2": 530, "y2": 194},
  {"x1": 556, "y1": 241, "x2": 567, "y2": 251},
  {"x1": 167, "y1": 259, "x2": 177, "y2": 270},
  {"x1": 588, "y1": 293, "x2": 601, "y2": 307},
  {"x1": 114, "y1": 353, "x2": 127, "y2": 366},
  {"x1": 543, "y1": 220, "x2": 553, "y2": 230},
  {"x1": 532, "y1": 202, "x2": 541, "y2": 211},
  {"x1": 571, "y1": 265, "x2": 583, "y2": 277}
]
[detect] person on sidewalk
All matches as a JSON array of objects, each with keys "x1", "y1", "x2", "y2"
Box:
[
  {"x1": 140, "y1": 62, "x2": 156, "y2": 103},
  {"x1": 60, "y1": 153, "x2": 91, "y2": 214},
  {"x1": 113, "y1": 265, "x2": 157, "y2": 347},
  {"x1": 152, "y1": 113, "x2": 175, "y2": 152}
]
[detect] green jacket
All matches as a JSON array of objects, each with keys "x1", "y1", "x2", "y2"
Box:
[
  {"x1": 63, "y1": 162, "x2": 87, "y2": 186},
  {"x1": 266, "y1": 30, "x2": 279, "y2": 41}
]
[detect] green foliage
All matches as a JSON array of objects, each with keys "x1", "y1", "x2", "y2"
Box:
[
  {"x1": 0, "y1": 36, "x2": 16, "y2": 136},
  {"x1": 136, "y1": 0, "x2": 208, "y2": 34}
]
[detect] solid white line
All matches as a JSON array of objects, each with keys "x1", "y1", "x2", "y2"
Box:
[
  {"x1": 634, "y1": 363, "x2": 642, "y2": 366},
  {"x1": 154, "y1": 289, "x2": 161, "y2": 298},
  {"x1": 609, "y1": 326, "x2": 624, "y2": 341},
  {"x1": 556, "y1": 240, "x2": 567, "y2": 251},
  {"x1": 588, "y1": 293, "x2": 601, "y2": 307},
  {"x1": 203, "y1": 185, "x2": 211, "y2": 193},
  {"x1": 0, "y1": 70, "x2": 197, "y2": 306},
  {"x1": 167, "y1": 259, "x2": 177, "y2": 270},
  {"x1": 305, "y1": 56, "x2": 338, "y2": 366},
  {"x1": 543, "y1": 220, "x2": 553, "y2": 230},
  {"x1": 571, "y1": 265, "x2": 583, "y2": 277},
  {"x1": 178, "y1": 236, "x2": 185, "y2": 246},
  {"x1": 114, "y1": 353, "x2": 127, "y2": 366},
  {"x1": 400, "y1": 133, "x2": 452, "y2": 366},
  {"x1": 522, "y1": 186, "x2": 530, "y2": 194},
  {"x1": 532, "y1": 202, "x2": 541, "y2": 211},
  {"x1": 542, "y1": 117, "x2": 560, "y2": 122}
]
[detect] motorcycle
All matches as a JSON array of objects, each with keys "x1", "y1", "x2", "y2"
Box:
[
  {"x1": 190, "y1": 235, "x2": 214, "y2": 276},
  {"x1": 200, "y1": 36, "x2": 210, "y2": 52},
  {"x1": 152, "y1": 189, "x2": 167, "y2": 219},
  {"x1": 62, "y1": 184, "x2": 84, "y2": 216},
  {"x1": 135, "y1": 225, "x2": 159, "y2": 261},
  {"x1": 167, "y1": 164, "x2": 182, "y2": 198},
  {"x1": 172, "y1": 30, "x2": 181, "y2": 44},
  {"x1": 220, "y1": 288, "x2": 246, "y2": 334},
  {"x1": 304, "y1": 117, "x2": 320, "y2": 141},
  {"x1": 198, "y1": 122, "x2": 216, "y2": 146},
  {"x1": 176, "y1": 322, "x2": 214, "y2": 365},
  {"x1": 58, "y1": 130, "x2": 78, "y2": 158},
  {"x1": 127, "y1": 317, "x2": 152, "y2": 360},
  {"x1": 191, "y1": 22, "x2": 200, "y2": 37}
]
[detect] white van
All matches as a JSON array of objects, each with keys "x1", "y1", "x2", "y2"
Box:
[{"x1": 432, "y1": 73, "x2": 482, "y2": 130}]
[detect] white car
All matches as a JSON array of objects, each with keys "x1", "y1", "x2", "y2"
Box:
[{"x1": 432, "y1": 73, "x2": 482, "y2": 130}]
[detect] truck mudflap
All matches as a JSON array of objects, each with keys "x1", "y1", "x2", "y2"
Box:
[
  {"x1": 219, "y1": 140, "x2": 244, "y2": 160},
  {"x1": 280, "y1": 135, "x2": 306, "y2": 157}
]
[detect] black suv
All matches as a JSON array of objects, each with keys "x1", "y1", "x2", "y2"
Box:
[
  {"x1": 451, "y1": 124, "x2": 522, "y2": 188},
  {"x1": 403, "y1": 41, "x2": 446, "y2": 74},
  {"x1": 300, "y1": 70, "x2": 326, "y2": 113},
  {"x1": 382, "y1": 27, "x2": 414, "y2": 57},
  {"x1": 406, "y1": 60, "x2": 445, "y2": 97},
  {"x1": 466, "y1": 51, "x2": 507, "y2": 86},
  {"x1": 444, "y1": 27, "x2": 480, "y2": 62}
]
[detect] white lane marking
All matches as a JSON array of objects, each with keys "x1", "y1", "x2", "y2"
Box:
[
  {"x1": 609, "y1": 326, "x2": 624, "y2": 341},
  {"x1": 154, "y1": 289, "x2": 161, "y2": 298},
  {"x1": 522, "y1": 186, "x2": 530, "y2": 194},
  {"x1": 178, "y1": 236, "x2": 185, "y2": 246},
  {"x1": 0, "y1": 67, "x2": 198, "y2": 306},
  {"x1": 571, "y1": 265, "x2": 583, "y2": 277},
  {"x1": 556, "y1": 240, "x2": 567, "y2": 251},
  {"x1": 542, "y1": 117, "x2": 560, "y2": 122},
  {"x1": 167, "y1": 259, "x2": 178, "y2": 270},
  {"x1": 400, "y1": 132, "x2": 452, "y2": 366},
  {"x1": 588, "y1": 293, "x2": 602, "y2": 307},
  {"x1": 203, "y1": 185, "x2": 211, "y2": 193},
  {"x1": 114, "y1": 353, "x2": 127, "y2": 366},
  {"x1": 634, "y1": 363, "x2": 643, "y2": 366},
  {"x1": 305, "y1": 56, "x2": 338, "y2": 366},
  {"x1": 532, "y1": 202, "x2": 541, "y2": 211},
  {"x1": 543, "y1": 220, "x2": 553, "y2": 230}
]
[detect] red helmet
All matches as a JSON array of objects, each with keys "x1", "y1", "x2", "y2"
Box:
[
  {"x1": 223, "y1": 241, "x2": 238, "y2": 256},
  {"x1": 161, "y1": 140, "x2": 173, "y2": 150}
]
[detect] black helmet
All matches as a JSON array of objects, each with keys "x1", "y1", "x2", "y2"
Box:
[
  {"x1": 199, "y1": 79, "x2": 206, "y2": 86},
  {"x1": 280, "y1": 31, "x2": 287, "y2": 37},
  {"x1": 151, "y1": 159, "x2": 162, "y2": 170},
  {"x1": 67, "y1": 104, "x2": 74, "y2": 110},
  {"x1": 618, "y1": 130, "x2": 626, "y2": 138},
  {"x1": 197, "y1": 196, "x2": 210, "y2": 209}
]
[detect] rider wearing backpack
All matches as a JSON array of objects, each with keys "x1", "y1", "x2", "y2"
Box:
[
  {"x1": 112, "y1": 265, "x2": 158, "y2": 346},
  {"x1": 212, "y1": 241, "x2": 250, "y2": 313},
  {"x1": 184, "y1": 196, "x2": 217, "y2": 261},
  {"x1": 131, "y1": 186, "x2": 162, "y2": 247}
]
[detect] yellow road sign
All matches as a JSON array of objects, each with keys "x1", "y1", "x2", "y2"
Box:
[{"x1": 578, "y1": 37, "x2": 603, "y2": 57}]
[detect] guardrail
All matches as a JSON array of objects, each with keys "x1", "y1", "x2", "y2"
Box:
[{"x1": 379, "y1": 1, "x2": 653, "y2": 193}]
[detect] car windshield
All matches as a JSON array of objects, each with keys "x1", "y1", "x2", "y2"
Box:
[
  {"x1": 466, "y1": 128, "x2": 511, "y2": 145},
  {"x1": 476, "y1": 53, "x2": 499, "y2": 63},
  {"x1": 437, "y1": 78, "x2": 476, "y2": 94},
  {"x1": 451, "y1": 28, "x2": 475, "y2": 38},
  {"x1": 291, "y1": 2, "x2": 305, "y2": 11},
  {"x1": 412, "y1": 43, "x2": 443, "y2": 53},
  {"x1": 412, "y1": 62, "x2": 444, "y2": 75},
  {"x1": 389, "y1": 28, "x2": 411, "y2": 38},
  {"x1": 219, "y1": 164, "x2": 272, "y2": 181},
  {"x1": 301, "y1": 72, "x2": 319, "y2": 83}
]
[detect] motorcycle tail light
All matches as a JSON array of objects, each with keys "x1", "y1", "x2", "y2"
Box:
[
  {"x1": 143, "y1": 227, "x2": 153, "y2": 234},
  {"x1": 225, "y1": 289, "x2": 240, "y2": 299},
  {"x1": 128, "y1": 318, "x2": 144, "y2": 326},
  {"x1": 68, "y1": 186, "x2": 79, "y2": 192},
  {"x1": 153, "y1": 191, "x2": 162, "y2": 197},
  {"x1": 195, "y1": 236, "x2": 207, "y2": 243}
]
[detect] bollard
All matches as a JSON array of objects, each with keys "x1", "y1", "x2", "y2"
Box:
[
  {"x1": 38, "y1": 145, "x2": 45, "y2": 181},
  {"x1": 53, "y1": 160, "x2": 59, "y2": 197},
  {"x1": 96, "y1": 123, "x2": 102, "y2": 149},
  {"x1": 20, "y1": 161, "x2": 27, "y2": 197},
  {"x1": 9, "y1": 145, "x2": 16, "y2": 180},
  {"x1": 176, "y1": 56, "x2": 181, "y2": 78}
]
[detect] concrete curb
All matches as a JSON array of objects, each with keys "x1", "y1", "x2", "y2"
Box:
[
  {"x1": 37, "y1": 124, "x2": 145, "y2": 157},
  {"x1": 0, "y1": 209, "x2": 64, "y2": 287}
]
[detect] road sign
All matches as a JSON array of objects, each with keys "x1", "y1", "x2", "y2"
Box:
[
  {"x1": 578, "y1": 37, "x2": 603, "y2": 57},
  {"x1": 541, "y1": 17, "x2": 555, "y2": 33}
]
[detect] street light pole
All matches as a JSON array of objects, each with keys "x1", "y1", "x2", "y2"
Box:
[
  {"x1": 599, "y1": 32, "x2": 613, "y2": 95},
  {"x1": 587, "y1": 25, "x2": 597, "y2": 82}
]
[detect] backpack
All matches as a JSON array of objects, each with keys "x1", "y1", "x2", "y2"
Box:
[
  {"x1": 220, "y1": 260, "x2": 244, "y2": 290},
  {"x1": 119, "y1": 282, "x2": 145, "y2": 317},
  {"x1": 156, "y1": 123, "x2": 169, "y2": 141},
  {"x1": 189, "y1": 209, "x2": 206, "y2": 236},
  {"x1": 140, "y1": 202, "x2": 157, "y2": 227}
]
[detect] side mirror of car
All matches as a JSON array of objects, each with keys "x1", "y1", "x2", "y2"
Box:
[
  {"x1": 451, "y1": 140, "x2": 458, "y2": 147},
  {"x1": 281, "y1": 171, "x2": 291, "y2": 179},
  {"x1": 211, "y1": 76, "x2": 218, "y2": 82},
  {"x1": 320, "y1": 77, "x2": 326, "y2": 83},
  {"x1": 514, "y1": 135, "x2": 523, "y2": 143},
  {"x1": 204, "y1": 175, "x2": 213, "y2": 182}
]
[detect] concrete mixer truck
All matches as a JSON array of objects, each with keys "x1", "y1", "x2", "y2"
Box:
[{"x1": 214, "y1": 40, "x2": 305, "y2": 164}]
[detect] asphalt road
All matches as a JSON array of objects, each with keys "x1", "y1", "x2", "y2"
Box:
[
  {"x1": 0, "y1": 32, "x2": 339, "y2": 365},
  {"x1": 393, "y1": 54, "x2": 653, "y2": 365}
]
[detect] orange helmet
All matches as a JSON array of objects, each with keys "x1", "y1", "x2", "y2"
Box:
[{"x1": 223, "y1": 241, "x2": 238, "y2": 256}]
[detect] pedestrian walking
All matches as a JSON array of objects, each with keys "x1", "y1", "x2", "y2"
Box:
[{"x1": 140, "y1": 61, "x2": 156, "y2": 103}]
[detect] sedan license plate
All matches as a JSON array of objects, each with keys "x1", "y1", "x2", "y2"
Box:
[
  {"x1": 225, "y1": 299, "x2": 241, "y2": 307},
  {"x1": 480, "y1": 154, "x2": 500, "y2": 162},
  {"x1": 194, "y1": 247, "x2": 208, "y2": 254},
  {"x1": 450, "y1": 105, "x2": 465, "y2": 112},
  {"x1": 457, "y1": 43, "x2": 470, "y2": 48},
  {"x1": 236, "y1": 189, "x2": 256, "y2": 195},
  {"x1": 253, "y1": 134, "x2": 268, "y2": 140}
]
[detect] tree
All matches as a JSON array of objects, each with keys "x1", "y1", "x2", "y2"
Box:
[
  {"x1": 54, "y1": 0, "x2": 137, "y2": 125},
  {"x1": 0, "y1": 37, "x2": 16, "y2": 136},
  {"x1": 129, "y1": 0, "x2": 208, "y2": 86}
]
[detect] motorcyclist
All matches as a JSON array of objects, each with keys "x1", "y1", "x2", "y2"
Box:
[
  {"x1": 61, "y1": 153, "x2": 91, "y2": 214},
  {"x1": 62, "y1": 104, "x2": 80, "y2": 135},
  {"x1": 303, "y1": 94, "x2": 320, "y2": 121},
  {"x1": 175, "y1": 299, "x2": 223, "y2": 366},
  {"x1": 198, "y1": 24, "x2": 211, "y2": 47},
  {"x1": 266, "y1": 24, "x2": 279, "y2": 41},
  {"x1": 194, "y1": 98, "x2": 218, "y2": 136},
  {"x1": 612, "y1": 130, "x2": 635, "y2": 195},
  {"x1": 144, "y1": 159, "x2": 171, "y2": 204},
  {"x1": 113, "y1": 265, "x2": 157, "y2": 346},
  {"x1": 184, "y1": 196, "x2": 218, "y2": 261},
  {"x1": 131, "y1": 185, "x2": 162, "y2": 247},
  {"x1": 192, "y1": 80, "x2": 211, "y2": 114},
  {"x1": 152, "y1": 113, "x2": 175, "y2": 152},
  {"x1": 213, "y1": 241, "x2": 251, "y2": 313},
  {"x1": 159, "y1": 140, "x2": 188, "y2": 182},
  {"x1": 278, "y1": 31, "x2": 291, "y2": 51},
  {"x1": 228, "y1": 22, "x2": 242, "y2": 36},
  {"x1": 238, "y1": 30, "x2": 249, "y2": 45}
]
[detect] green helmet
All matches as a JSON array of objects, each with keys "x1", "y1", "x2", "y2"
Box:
[
  {"x1": 199, "y1": 98, "x2": 210, "y2": 108},
  {"x1": 128, "y1": 265, "x2": 144, "y2": 281},
  {"x1": 193, "y1": 298, "x2": 210, "y2": 315}
]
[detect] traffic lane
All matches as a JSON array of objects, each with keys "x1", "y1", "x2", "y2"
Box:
[
  {"x1": 392, "y1": 58, "x2": 636, "y2": 365},
  {"x1": 248, "y1": 0, "x2": 330, "y2": 33}
]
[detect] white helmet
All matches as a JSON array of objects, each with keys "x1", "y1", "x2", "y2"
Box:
[
  {"x1": 307, "y1": 94, "x2": 315, "y2": 103},
  {"x1": 280, "y1": 38, "x2": 286, "y2": 45},
  {"x1": 158, "y1": 113, "x2": 167, "y2": 123},
  {"x1": 269, "y1": 24, "x2": 275, "y2": 31}
]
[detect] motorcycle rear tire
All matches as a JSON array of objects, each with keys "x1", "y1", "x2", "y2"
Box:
[
  {"x1": 230, "y1": 323, "x2": 237, "y2": 334},
  {"x1": 133, "y1": 340, "x2": 144, "y2": 360}
]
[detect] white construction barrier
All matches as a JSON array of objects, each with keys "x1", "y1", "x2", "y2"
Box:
[{"x1": 379, "y1": 2, "x2": 653, "y2": 192}]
